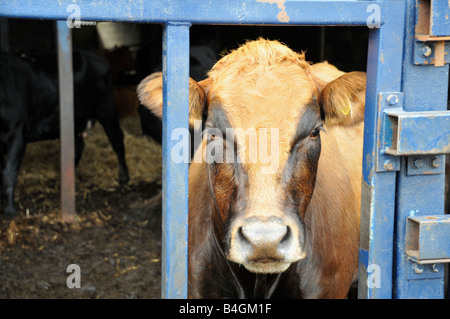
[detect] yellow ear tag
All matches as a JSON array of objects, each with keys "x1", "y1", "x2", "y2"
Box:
[{"x1": 341, "y1": 98, "x2": 351, "y2": 116}]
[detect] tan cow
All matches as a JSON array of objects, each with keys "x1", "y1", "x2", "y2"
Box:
[{"x1": 138, "y1": 38, "x2": 366, "y2": 298}]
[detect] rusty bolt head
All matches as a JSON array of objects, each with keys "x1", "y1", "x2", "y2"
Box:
[
  {"x1": 430, "y1": 157, "x2": 441, "y2": 168},
  {"x1": 412, "y1": 158, "x2": 424, "y2": 169},
  {"x1": 386, "y1": 94, "x2": 399, "y2": 106},
  {"x1": 420, "y1": 44, "x2": 432, "y2": 58}
]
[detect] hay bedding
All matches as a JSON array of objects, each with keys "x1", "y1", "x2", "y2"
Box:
[{"x1": 0, "y1": 116, "x2": 163, "y2": 298}]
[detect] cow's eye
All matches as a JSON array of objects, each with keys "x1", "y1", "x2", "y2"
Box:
[
  {"x1": 205, "y1": 127, "x2": 221, "y2": 141},
  {"x1": 204, "y1": 127, "x2": 225, "y2": 164},
  {"x1": 310, "y1": 127, "x2": 321, "y2": 139}
]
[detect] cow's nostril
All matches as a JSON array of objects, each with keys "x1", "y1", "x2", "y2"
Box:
[
  {"x1": 236, "y1": 226, "x2": 253, "y2": 252},
  {"x1": 280, "y1": 226, "x2": 291, "y2": 246},
  {"x1": 237, "y1": 226, "x2": 247, "y2": 242}
]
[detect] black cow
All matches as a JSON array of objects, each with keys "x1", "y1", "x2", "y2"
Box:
[{"x1": 0, "y1": 51, "x2": 129, "y2": 216}]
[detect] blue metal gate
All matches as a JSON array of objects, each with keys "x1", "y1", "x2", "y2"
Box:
[{"x1": 1, "y1": 0, "x2": 449, "y2": 299}]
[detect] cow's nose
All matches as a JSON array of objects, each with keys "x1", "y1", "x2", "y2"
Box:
[
  {"x1": 236, "y1": 220, "x2": 291, "y2": 262},
  {"x1": 228, "y1": 216, "x2": 305, "y2": 273}
]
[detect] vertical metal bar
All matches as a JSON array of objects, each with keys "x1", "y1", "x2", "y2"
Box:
[
  {"x1": 161, "y1": 22, "x2": 190, "y2": 299},
  {"x1": 393, "y1": 0, "x2": 448, "y2": 298},
  {"x1": 358, "y1": 0, "x2": 406, "y2": 299},
  {"x1": 0, "y1": 18, "x2": 9, "y2": 52},
  {"x1": 56, "y1": 20, "x2": 76, "y2": 223}
]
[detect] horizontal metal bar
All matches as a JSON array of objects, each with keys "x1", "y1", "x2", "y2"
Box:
[
  {"x1": 408, "y1": 257, "x2": 450, "y2": 265},
  {"x1": 384, "y1": 109, "x2": 450, "y2": 155},
  {"x1": 415, "y1": 35, "x2": 450, "y2": 41},
  {"x1": 406, "y1": 216, "x2": 450, "y2": 263},
  {"x1": 0, "y1": 0, "x2": 383, "y2": 25}
]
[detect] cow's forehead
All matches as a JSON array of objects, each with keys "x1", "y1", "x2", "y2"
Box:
[
  {"x1": 206, "y1": 40, "x2": 318, "y2": 152},
  {"x1": 210, "y1": 66, "x2": 315, "y2": 130}
]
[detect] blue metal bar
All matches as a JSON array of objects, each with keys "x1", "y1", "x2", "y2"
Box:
[
  {"x1": 358, "y1": 0, "x2": 406, "y2": 299},
  {"x1": 0, "y1": 0, "x2": 383, "y2": 26},
  {"x1": 56, "y1": 20, "x2": 76, "y2": 223},
  {"x1": 429, "y1": 0, "x2": 450, "y2": 37},
  {"x1": 392, "y1": 0, "x2": 449, "y2": 299},
  {"x1": 4, "y1": 0, "x2": 448, "y2": 299},
  {"x1": 406, "y1": 216, "x2": 450, "y2": 262},
  {"x1": 161, "y1": 22, "x2": 190, "y2": 299},
  {"x1": 384, "y1": 109, "x2": 450, "y2": 156}
]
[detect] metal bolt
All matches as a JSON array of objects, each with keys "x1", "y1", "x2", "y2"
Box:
[
  {"x1": 383, "y1": 159, "x2": 394, "y2": 171},
  {"x1": 430, "y1": 156, "x2": 441, "y2": 168},
  {"x1": 386, "y1": 94, "x2": 399, "y2": 106},
  {"x1": 432, "y1": 264, "x2": 439, "y2": 273},
  {"x1": 412, "y1": 158, "x2": 424, "y2": 169},
  {"x1": 413, "y1": 264, "x2": 424, "y2": 274},
  {"x1": 419, "y1": 44, "x2": 432, "y2": 58}
]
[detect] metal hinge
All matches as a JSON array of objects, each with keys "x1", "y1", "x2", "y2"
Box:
[
  {"x1": 405, "y1": 215, "x2": 450, "y2": 280},
  {"x1": 375, "y1": 92, "x2": 450, "y2": 174},
  {"x1": 406, "y1": 215, "x2": 450, "y2": 264},
  {"x1": 375, "y1": 92, "x2": 403, "y2": 172}
]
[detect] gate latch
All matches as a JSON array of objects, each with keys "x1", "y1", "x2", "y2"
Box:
[
  {"x1": 375, "y1": 92, "x2": 450, "y2": 173},
  {"x1": 406, "y1": 215, "x2": 450, "y2": 264}
]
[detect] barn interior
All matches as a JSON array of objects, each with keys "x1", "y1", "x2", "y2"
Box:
[{"x1": 1, "y1": 18, "x2": 446, "y2": 299}]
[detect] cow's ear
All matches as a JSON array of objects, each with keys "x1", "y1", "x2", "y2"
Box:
[
  {"x1": 137, "y1": 72, "x2": 208, "y2": 127},
  {"x1": 317, "y1": 71, "x2": 366, "y2": 126}
]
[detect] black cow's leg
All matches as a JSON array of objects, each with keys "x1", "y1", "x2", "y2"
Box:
[
  {"x1": 98, "y1": 117, "x2": 129, "y2": 185},
  {"x1": 2, "y1": 131, "x2": 26, "y2": 216},
  {"x1": 0, "y1": 147, "x2": 4, "y2": 206}
]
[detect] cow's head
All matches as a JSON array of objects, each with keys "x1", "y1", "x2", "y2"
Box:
[{"x1": 138, "y1": 39, "x2": 365, "y2": 274}]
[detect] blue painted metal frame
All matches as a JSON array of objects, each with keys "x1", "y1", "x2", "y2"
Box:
[
  {"x1": 383, "y1": 109, "x2": 450, "y2": 156},
  {"x1": 392, "y1": 0, "x2": 449, "y2": 299},
  {"x1": 161, "y1": 23, "x2": 190, "y2": 299},
  {"x1": 406, "y1": 216, "x2": 450, "y2": 262},
  {"x1": 358, "y1": 0, "x2": 406, "y2": 299},
  {"x1": 2, "y1": 0, "x2": 449, "y2": 299},
  {"x1": 0, "y1": 0, "x2": 383, "y2": 25},
  {"x1": 56, "y1": 21, "x2": 76, "y2": 223},
  {"x1": 429, "y1": 0, "x2": 450, "y2": 37}
]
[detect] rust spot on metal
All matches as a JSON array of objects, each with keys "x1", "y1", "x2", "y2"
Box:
[
  {"x1": 257, "y1": 0, "x2": 290, "y2": 22},
  {"x1": 433, "y1": 40, "x2": 446, "y2": 66},
  {"x1": 416, "y1": 35, "x2": 450, "y2": 41},
  {"x1": 415, "y1": 0, "x2": 431, "y2": 36}
]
